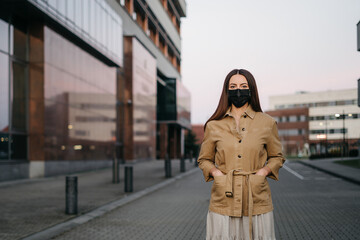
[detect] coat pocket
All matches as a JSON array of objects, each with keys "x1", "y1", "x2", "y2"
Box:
[
  {"x1": 250, "y1": 174, "x2": 271, "y2": 205},
  {"x1": 210, "y1": 175, "x2": 227, "y2": 207}
]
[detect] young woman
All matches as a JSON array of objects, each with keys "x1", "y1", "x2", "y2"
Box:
[{"x1": 197, "y1": 69, "x2": 285, "y2": 240}]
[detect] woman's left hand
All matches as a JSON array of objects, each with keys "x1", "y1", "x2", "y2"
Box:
[{"x1": 255, "y1": 166, "x2": 272, "y2": 177}]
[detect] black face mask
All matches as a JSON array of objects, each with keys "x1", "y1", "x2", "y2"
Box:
[{"x1": 228, "y1": 89, "x2": 251, "y2": 108}]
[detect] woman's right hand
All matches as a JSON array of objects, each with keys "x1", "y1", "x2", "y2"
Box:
[{"x1": 210, "y1": 167, "x2": 224, "y2": 177}]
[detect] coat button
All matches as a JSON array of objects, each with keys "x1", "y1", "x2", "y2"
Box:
[
  {"x1": 239, "y1": 139, "x2": 242, "y2": 143},
  {"x1": 242, "y1": 128, "x2": 245, "y2": 131},
  {"x1": 238, "y1": 155, "x2": 241, "y2": 158}
]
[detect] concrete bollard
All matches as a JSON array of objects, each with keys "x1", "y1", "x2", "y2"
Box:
[
  {"x1": 180, "y1": 156, "x2": 186, "y2": 172},
  {"x1": 165, "y1": 154, "x2": 172, "y2": 178},
  {"x1": 124, "y1": 166, "x2": 133, "y2": 192},
  {"x1": 65, "y1": 176, "x2": 78, "y2": 215},
  {"x1": 112, "y1": 157, "x2": 120, "y2": 184}
]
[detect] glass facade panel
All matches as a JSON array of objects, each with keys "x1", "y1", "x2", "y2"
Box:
[
  {"x1": 177, "y1": 80, "x2": 191, "y2": 129},
  {"x1": 58, "y1": 0, "x2": 66, "y2": 16},
  {"x1": 157, "y1": 78, "x2": 176, "y2": 121},
  {"x1": 11, "y1": 61, "x2": 27, "y2": 132},
  {"x1": 0, "y1": 52, "x2": 9, "y2": 133},
  {"x1": 48, "y1": 0, "x2": 57, "y2": 9},
  {"x1": 0, "y1": 132, "x2": 9, "y2": 160},
  {"x1": 74, "y1": 0, "x2": 82, "y2": 29},
  {"x1": 11, "y1": 25, "x2": 27, "y2": 61},
  {"x1": 89, "y1": 0, "x2": 96, "y2": 39},
  {"x1": 66, "y1": 0, "x2": 75, "y2": 23},
  {"x1": 0, "y1": 19, "x2": 28, "y2": 161},
  {"x1": 0, "y1": 19, "x2": 9, "y2": 53},
  {"x1": 28, "y1": 0, "x2": 123, "y2": 66},
  {"x1": 132, "y1": 38, "x2": 157, "y2": 159},
  {"x1": 44, "y1": 27, "x2": 116, "y2": 161},
  {"x1": 11, "y1": 134, "x2": 27, "y2": 159},
  {"x1": 83, "y1": 0, "x2": 90, "y2": 35}
]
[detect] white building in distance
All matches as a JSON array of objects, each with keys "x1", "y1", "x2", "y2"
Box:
[{"x1": 269, "y1": 88, "x2": 359, "y2": 157}]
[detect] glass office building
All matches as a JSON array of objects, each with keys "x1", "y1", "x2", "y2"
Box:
[
  {"x1": 0, "y1": 0, "x2": 123, "y2": 180},
  {"x1": 0, "y1": 0, "x2": 189, "y2": 182}
]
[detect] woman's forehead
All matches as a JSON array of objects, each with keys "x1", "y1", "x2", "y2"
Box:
[{"x1": 229, "y1": 75, "x2": 248, "y2": 84}]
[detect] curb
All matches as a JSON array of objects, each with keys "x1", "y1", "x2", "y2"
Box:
[
  {"x1": 22, "y1": 167, "x2": 200, "y2": 240},
  {"x1": 297, "y1": 161, "x2": 360, "y2": 186}
]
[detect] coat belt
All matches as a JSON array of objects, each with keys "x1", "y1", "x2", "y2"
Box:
[{"x1": 224, "y1": 169, "x2": 259, "y2": 240}]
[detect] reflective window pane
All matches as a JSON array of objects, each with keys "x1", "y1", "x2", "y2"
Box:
[
  {"x1": 58, "y1": 0, "x2": 66, "y2": 16},
  {"x1": 74, "y1": 0, "x2": 82, "y2": 30},
  {"x1": 0, "y1": 132, "x2": 9, "y2": 160},
  {"x1": 0, "y1": 52, "x2": 9, "y2": 132},
  {"x1": 10, "y1": 24, "x2": 27, "y2": 61},
  {"x1": 66, "y1": 0, "x2": 75, "y2": 23},
  {"x1": 12, "y1": 61, "x2": 27, "y2": 132},
  {"x1": 48, "y1": 0, "x2": 57, "y2": 10},
  {"x1": 11, "y1": 134, "x2": 27, "y2": 159},
  {"x1": 0, "y1": 19, "x2": 9, "y2": 53},
  {"x1": 83, "y1": 0, "x2": 90, "y2": 35},
  {"x1": 44, "y1": 27, "x2": 116, "y2": 161},
  {"x1": 30, "y1": 0, "x2": 123, "y2": 65}
]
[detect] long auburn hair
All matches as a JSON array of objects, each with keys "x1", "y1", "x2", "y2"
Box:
[{"x1": 204, "y1": 69, "x2": 263, "y2": 130}]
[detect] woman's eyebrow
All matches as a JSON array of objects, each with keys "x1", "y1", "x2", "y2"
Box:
[{"x1": 240, "y1": 83, "x2": 248, "y2": 86}]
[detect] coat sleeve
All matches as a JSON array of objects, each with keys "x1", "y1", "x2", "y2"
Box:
[
  {"x1": 197, "y1": 122, "x2": 216, "y2": 182},
  {"x1": 265, "y1": 121, "x2": 285, "y2": 181}
]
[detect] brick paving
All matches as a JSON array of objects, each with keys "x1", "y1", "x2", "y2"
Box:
[
  {"x1": 51, "y1": 161, "x2": 360, "y2": 240},
  {"x1": 0, "y1": 159, "x2": 196, "y2": 240},
  {"x1": 272, "y1": 161, "x2": 360, "y2": 240},
  {"x1": 1, "y1": 158, "x2": 360, "y2": 239},
  {"x1": 53, "y1": 168, "x2": 210, "y2": 240}
]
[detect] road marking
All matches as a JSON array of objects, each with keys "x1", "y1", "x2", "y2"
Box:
[{"x1": 283, "y1": 164, "x2": 305, "y2": 180}]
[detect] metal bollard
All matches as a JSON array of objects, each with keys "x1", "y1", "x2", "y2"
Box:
[
  {"x1": 124, "y1": 166, "x2": 133, "y2": 192},
  {"x1": 65, "y1": 176, "x2": 78, "y2": 215},
  {"x1": 112, "y1": 157, "x2": 120, "y2": 184},
  {"x1": 180, "y1": 156, "x2": 186, "y2": 172},
  {"x1": 165, "y1": 154, "x2": 172, "y2": 178},
  {"x1": 194, "y1": 154, "x2": 198, "y2": 167}
]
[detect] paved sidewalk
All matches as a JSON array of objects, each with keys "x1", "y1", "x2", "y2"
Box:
[
  {"x1": 52, "y1": 168, "x2": 210, "y2": 240},
  {"x1": 295, "y1": 157, "x2": 360, "y2": 185},
  {"x1": 0, "y1": 159, "x2": 197, "y2": 240},
  {"x1": 25, "y1": 161, "x2": 360, "y2": 240}
]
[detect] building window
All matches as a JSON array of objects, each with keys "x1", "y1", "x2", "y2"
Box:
[
  {"x1": 289, "y1": 115, "x2": 297, "y2": 122},
  {"x1": 0, "y1": 18, "x2": 28, "y2": 161},
  {"x1": 43, "y1": 27, "x2": 116, "y2": 161},
  {"x1": 310, "y1": 128, "x2": 347, "y2": 135}
]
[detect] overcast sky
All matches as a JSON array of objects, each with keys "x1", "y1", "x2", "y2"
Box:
[{"x1": 181, "y1": 0, "x2": 360, "y2": 124}]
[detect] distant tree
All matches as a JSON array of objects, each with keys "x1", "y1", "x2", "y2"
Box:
[{"x1": 185, "y1": 130, "x2": 200, "y2": 159}]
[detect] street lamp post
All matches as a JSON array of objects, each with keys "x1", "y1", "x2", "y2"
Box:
[
  {"x1": 325, "y1": 117, "x2": 328, "y2": 157},
  {"x1": 342, "y1": 110, "x2": 346, "y2": 158}
]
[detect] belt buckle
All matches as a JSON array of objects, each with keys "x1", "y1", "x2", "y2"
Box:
[{"x1": 225, "y1": 191, "x2": 233, "y2": 197}]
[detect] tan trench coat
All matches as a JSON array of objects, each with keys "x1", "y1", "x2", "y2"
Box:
[{"x1": 198, "y1": 105, "x2": 285, "y2": 219}]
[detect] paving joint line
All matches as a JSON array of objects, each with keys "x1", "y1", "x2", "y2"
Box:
[{"x1": 22, "y1": 167, "x2": 200, "y2": 240}]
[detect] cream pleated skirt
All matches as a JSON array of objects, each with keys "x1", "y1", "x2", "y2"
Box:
[{"x1": 206, "y1": 210, "x2": 276, "y2": 240}]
